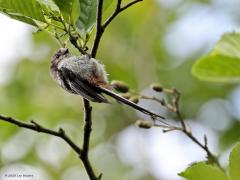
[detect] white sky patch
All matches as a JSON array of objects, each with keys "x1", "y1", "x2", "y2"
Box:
[
  {"x1": 136, "y1": 88, "x2": 167, "y2": 119},
  {"x1": 116, "y1": 122, "x2": 218, "y2": 179},
  {"x1": 0, "y1": 14, "x2": 33, "y2": 84},
  {"x1": 0, "y1": 163, "x2": 50, "y2": 180},
  {"x1": 198, "y1": 99, "x2": 232, "y2": 131},
  {"x1": 36, "y1": 136, "x2": 70, "y2": 169},
  {"x1": 219, "y1": 145, "x2": 234, "y2": 168},
  {"x1": 229, "y1": 86, "x2": 240, "y2": 120},
  {"x1": 61, "y1": 166, "x2": 88, "y2": 180},
  {"x1": 164, "y1": 3, "x2": 237, "y2": 66},
  {"x1": 157, "y1": 0, "x2": 183, "y2": 9},
  {"x1": 212, "y1": 0, "x2": 240, "y2": 9},
  {"x1": 1, "y1": 130, "x2": 35, "y2": 163}
]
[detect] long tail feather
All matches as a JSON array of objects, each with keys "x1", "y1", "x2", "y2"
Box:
[{"x1": 99, "y1": 87, "x2": 165, "y2": 119}]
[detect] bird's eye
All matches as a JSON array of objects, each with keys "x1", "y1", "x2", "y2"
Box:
[{"x1": 64, "y1": 49, "x2": 69, "y2": 54}]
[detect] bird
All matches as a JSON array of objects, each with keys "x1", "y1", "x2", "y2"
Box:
[{"x1": 50, "y1": 47, "x2": 165, "y2": 119}]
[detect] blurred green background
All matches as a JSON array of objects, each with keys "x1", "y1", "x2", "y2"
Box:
[{"x1": 1, "y1": 0, "x2": 240, "y2": 179}]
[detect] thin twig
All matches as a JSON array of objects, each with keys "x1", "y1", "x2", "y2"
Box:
[
  {"x1": 129, "y1": 86, "x2": 221, "y2": 167},
  {"x1": 57, "y1": 16, "x2": 88, "y2": 56},
  {"x1": 91, "y1": 0, "x2": 104, "y2": 57},
  {"x1": 82, "y1": 99, "x2": 92, "y2": 156},
  {"x1": 45, "y1": 22, "x2": 66, "y2": 31},
  {"x1": 53, "y1": 29, "x2": 65, "y2": 47},
  {"x1": 91, "y1": 0, "x2": 143, "y2": 57},
  {"x1": 0, "y1": 114, "x2": 100, "y2": 179},
  {"x1": 0, "y1": 115, "x2": 82, "y2": 155},
  {"x1": 120, "y1": 0, "x2": 142, "y2": 11},
  {"x1": 102, "y1": 0, "x2": 122, "y2": 30},
  {"x1": 169, "y1": 90, "x2": 220, "y2": 166},
  {"x1": 102, "y1": 0, "x2": 142, "y2": 29},
  {"x1": 69, "y1": 35, "x2": 90, "y2": 56},
  {"x1": 139, "y1": 87, "x2": 221, "y2": 167},
  {"x1": 79, "y1": 99, "x2": 99, "y2": 180},
  {"x1": 171, "y1": 89, "x2": 187, "y2": 130},
  {"x1": 73, "y1": 1, "x2": 105, "y2": 179},
  {"x1": 66, "y1": 0, "x2": 143, "y2": 178},
  {"x1": 81, "y1": 1, "x2": 143, "y2": 177}
]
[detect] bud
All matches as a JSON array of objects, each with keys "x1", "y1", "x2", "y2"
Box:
[
  {"x1": 111, "y1": 80, "x2": 129, "y2": 93},
  {"x1": 151, "y1": 83, "x2": 163, "y2": 92},
  {"x1": 129, "y1": 96, "x2": 139, "y2": 104},
  {"x1": 136, "y1": 120, "x2": 153, "y2": 129},
  {"x1": 120, "y1": 92, "x2": 132, "y2": 99}
]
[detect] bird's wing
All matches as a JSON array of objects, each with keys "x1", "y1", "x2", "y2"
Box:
[{"x1": 60, "y1": 67, "x2": 109, "y2": 103}]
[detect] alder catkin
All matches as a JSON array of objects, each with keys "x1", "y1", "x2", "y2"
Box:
[
  {"x1": 129, "y1": 96, "x2": 139, "y2": 104},
  {"x1": 111, "y1": 80, "x2": 129, "y2": 93},
  {"x1": 151, "y1": 83, "x2": 163, "y2": 92},
  {"x1": 136, "y1": 120, "x2": 153, "y2": 129},
  {"x1": 119, "y1": 92, "x2": 132, "y2": 99}
]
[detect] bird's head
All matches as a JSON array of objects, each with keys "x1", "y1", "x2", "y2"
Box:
[{"x1": 51, "y1": 48, "x2": 70, "y2": 65}]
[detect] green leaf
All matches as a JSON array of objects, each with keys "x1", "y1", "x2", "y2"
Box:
[
  {"x1": 0, "y1": 11, "x2": 38, "y2": 26},
  {"x1": 229, "y1": 143, "x2": 240, "y2": 180},
  {"x1": 214, "y1": 33, "x2": 240, "y2": 58},
  {"x1": 71, "y1": 0, "x2": 80, "y2": 24},
  {"x1": 220, "y1": 122, "x2": 240, "y2": 150},
  {"x1": 0, "y1": 0, "x2": 46, "y2": 22},
  {"x1": 37, "y1": 0, "x2": 59, "y2": 12},
  {"x1": 52, "y1": 0, "x2": 73, "y2": 15},
  {"x1": 103, "y1": 0, "x2": 114, "y2": 11},
  {"x1": 51, "y1": 0, "x2": 80, "y2": 25},
  {"x1": 77, "y1": 0, "x2": 97, "y2": 33},
  {"x1": 179, "y1": 162, "x2": 228, "y2": 180},
  {"x1": 192, "y1": 54, "x2": 240, "y2": 82},
  {"x1": 192, "y1": 32, "x2": 240, "y2": 83},
  {"x1": 36, "y1": 0, "x2": 62, "y2": 24},
  {"x1": 77, "y1": 0, "x2": 114, "y2": 33}
]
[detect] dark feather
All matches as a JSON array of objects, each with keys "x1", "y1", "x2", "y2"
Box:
[
  {"x1": 60, "y1": 67, "x2": 164, "y2": 119},
  {"x1": 98, "y1": 87, "x2": 165, "y2": 119},
  {"x1": 60, "y1": 67, "x2": 109, "y2": 103}
]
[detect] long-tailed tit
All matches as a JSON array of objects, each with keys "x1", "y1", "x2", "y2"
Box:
[{"x1": 50, "y1": 48, "x2": 164, "y2": 119}]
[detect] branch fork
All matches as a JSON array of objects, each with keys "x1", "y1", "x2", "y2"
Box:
[{"x1": 0, "y1": 0, "x2": 222, "y2": 179}]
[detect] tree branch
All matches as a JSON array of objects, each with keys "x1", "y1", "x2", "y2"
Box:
[
  {"x1": 135, "y1": 87, "x2": 221, "y2": 167},
  {"x1": 82, "y1": 99, "x2": 92, "y2": 155},
  {"x1": 0, "y1": 114, "x2": 101, "y2": 179},
  {"x1": 70, "y1": 1, "x2": 149, "y2": 176},
  {"x1": 170, "y1": 90, "x2": 221, "y2": 167},
  {"x1": 69, "y1": 35, "x2": 88, "y2": 55},
  {"x1": 79, "y1": 99, "x2": 100, "y2": 180},
  {"x1": 0, "y1": 115, "x2": 82, "y2": 156},
  {"x1": 80, "y1": 0, "x2": 144, "y2": 177},
  {"x1": 91, "y1": 0, "x2": 104, "y2": 57},
  {"x1": 102, "y1": 0, "x2": 142, "y2": 29},
  {"x1": 91, "y1": 0, "x2": 143, "y2": 57}
]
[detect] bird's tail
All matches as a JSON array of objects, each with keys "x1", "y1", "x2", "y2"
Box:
[{"x1": 99, "y1": 87, "x2": 165, "y2": 119}]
